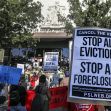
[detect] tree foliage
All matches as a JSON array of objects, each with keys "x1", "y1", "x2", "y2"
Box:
[
  {"x1": 0, "y1": 0, "x2": 43, "y2": 48},
  {"x1": 67, "y1": 0, "x2": 111, "y2": 33}
]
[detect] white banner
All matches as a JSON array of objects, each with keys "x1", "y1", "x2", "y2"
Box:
[
  {"x1": 69, "y1": 27, "x2": 111, "y2": 105},
  {"x1": 43, "y1": 52, "x2": 59, "y2": 72},
  {"x1": 17, "y1": 64, "x2": 24, "y2": 74}
]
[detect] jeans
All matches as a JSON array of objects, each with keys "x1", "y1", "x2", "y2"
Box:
[{"x1": 10, "y1": 103, "x2": 27, "y2": 111}]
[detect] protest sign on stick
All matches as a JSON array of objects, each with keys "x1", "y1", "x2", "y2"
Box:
[{"x1": 43, "y1": 52, "x2": 59, "y2": 73}]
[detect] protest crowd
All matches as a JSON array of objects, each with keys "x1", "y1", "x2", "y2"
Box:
[
  {"x1": 1, "y1": 0, "x2": 111, "y2": 110},
  {"x1": 0, "y1": 60, "x2": 70, "y2": 111},
  {"x1": 0, "y1": 60, "x2": 109, "y2": 111},
  {"x1": 1, "y1": 31, "x2": 111, "y2": 111}
]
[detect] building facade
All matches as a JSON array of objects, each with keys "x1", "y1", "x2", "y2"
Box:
[{"x1": 11, "y1": 2, "x2": 72, "y2": 69}]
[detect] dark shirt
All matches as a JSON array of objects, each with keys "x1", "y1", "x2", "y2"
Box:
[{"x1": 10, "y1": 85, "x2": 27, "y2": 106}]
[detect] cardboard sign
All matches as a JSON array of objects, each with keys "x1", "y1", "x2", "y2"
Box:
[
  {"x1": 69, "y1": 27, "x2": 111, "y2": 105},
  {"x1": 0, "y1": 65, "x2": 22, "y2": 85}
]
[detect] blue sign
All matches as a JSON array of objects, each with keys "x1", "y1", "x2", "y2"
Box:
[{"x1": 0, "y1": 65, "x2": 22, "y2": 85}]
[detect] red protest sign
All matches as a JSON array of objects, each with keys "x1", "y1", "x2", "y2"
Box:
[
  {"x1": 77, "y1": 104, "x2": 94, "y2": 111},
  {"x1": 49, "y1": 86, "x2": 68, "y2": 109},
  {"x1": 70, "y1": 103, "x2": 95, "y2": 111}
]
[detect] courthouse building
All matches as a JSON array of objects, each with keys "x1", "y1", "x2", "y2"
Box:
[
  {"x1": 10, "y1": 2, "x2": 73, "y2": 68},
  {"x1": 32, "y1": 2, "x2": 72, "y2": 66}
]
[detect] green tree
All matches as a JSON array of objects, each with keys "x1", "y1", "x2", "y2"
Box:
[
  {"x1": 67, "y1": 0, "x2": 111, "y2": 33},
  {"x1": 0, "y1": 0, "x2": 43, "y2": 48}
]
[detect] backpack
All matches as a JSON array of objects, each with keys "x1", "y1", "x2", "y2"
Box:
[
  {"x1": 34, "y1": 85, "x2": 43, "y2": 104},
  {"x1": 10, "y1": 90, "x2": 20, "y2": 106},
  {"x1": 31, "y1": 86, "x2": 45, "y2": 111}
]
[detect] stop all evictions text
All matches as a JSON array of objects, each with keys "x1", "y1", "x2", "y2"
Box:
[{"x1": 69, "y1": 28, "x2": 111, "y2": 101}]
